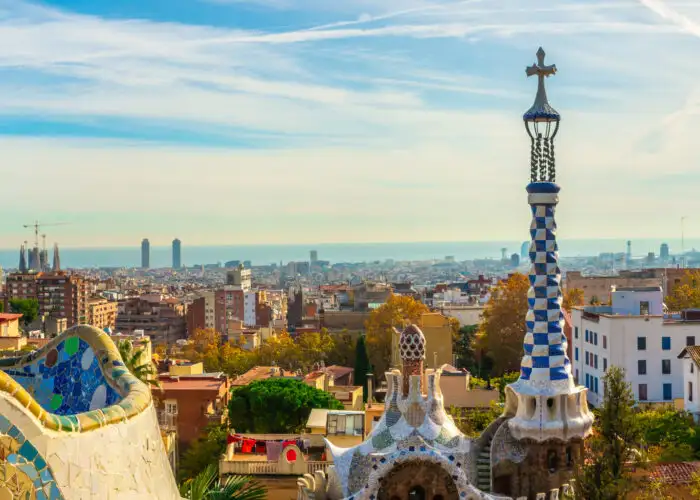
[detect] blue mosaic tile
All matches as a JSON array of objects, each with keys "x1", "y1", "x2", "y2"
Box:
[
  {"x1": 7, "y1": 338, "x2": 121, "y2": 416},
  {"x1": 18, "y1": 441, "x2": 38, "y2": 462}
]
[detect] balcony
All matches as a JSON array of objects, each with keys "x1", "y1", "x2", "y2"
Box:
[
  {"x1": 157, "y1": 410, "x2": 178, "y2": 432},
  {"x1": 219, "y1": 458, "x2": 330, "y2": 476}
]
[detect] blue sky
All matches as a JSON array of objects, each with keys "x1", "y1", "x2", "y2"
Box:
[{"x1": 0, "y1": 0, "x2": 699, "y2": 248}]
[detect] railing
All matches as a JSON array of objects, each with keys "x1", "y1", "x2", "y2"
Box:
[
  {"x1": 219, "y1": 460, "x2": 332, "y2": 476},
  {"x1": 157, "y1": 411, "x2": 178, "y2": 431}
]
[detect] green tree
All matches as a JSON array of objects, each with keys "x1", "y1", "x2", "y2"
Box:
[
  {"x1": 354, "y1": 335, "x2": 371, "y2": 403},
  {"x1": 691, "y1": 472, "x2": 700, "y2": 498},
  {"x1": 572, "y1": 366, "x2": 644, "y2": 500},
  {"x1": 474, "y1": 273, "x2": 529, "y2": 376},
  {"x1": 179, "y1": 423, "x2": 229, "y2": 483},
  {"x1": 9, "y1": 298, "x2": 39, "y2": 328},
  {"x1": 454, "y1": 325, "x2": 478, "y2": 372},
  {"x1": 228, "y1": 378, "x2": 343, "y2": 434},
  {"x1": 179, "y1": 463, "x2": 266, "y2": 500},
  {"x1": 117, "y1": 339, "x2": 160, "y2": 388}
]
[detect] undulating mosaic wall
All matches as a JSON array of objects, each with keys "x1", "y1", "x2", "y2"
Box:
[{"x1": 0, "y1": 325, "x2": 181, "y2": 499}]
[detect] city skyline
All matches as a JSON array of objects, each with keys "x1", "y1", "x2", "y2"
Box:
[{"x1": 0, "y1": 0, "x2": 699, "y2": 247}]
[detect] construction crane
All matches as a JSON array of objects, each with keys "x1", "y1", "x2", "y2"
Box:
[{"x1": 22, "y1": 221, "x2": 70, "y2": 250}]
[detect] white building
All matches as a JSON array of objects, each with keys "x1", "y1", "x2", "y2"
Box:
[
  {"x1": 571, "y1": 286, "x2": 700, "y2": 407},
  {"x1": 244, "y1": 291, "x2": 257, "y2": 327},
  {"x1": 679, "y1": 346, "x2": 700, "y2": 422}
]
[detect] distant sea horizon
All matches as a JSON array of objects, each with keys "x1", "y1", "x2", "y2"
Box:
[{"x1": 0, "y1": 238, "x2": 697, "y2": 270}]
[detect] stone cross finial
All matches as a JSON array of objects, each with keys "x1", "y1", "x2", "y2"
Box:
[
  {"x1": 523, "y1": 47, "x2": 560, "y2": 123},
  {"x1": 526, "y1": 47, "x2": 557, "y2": 80}
]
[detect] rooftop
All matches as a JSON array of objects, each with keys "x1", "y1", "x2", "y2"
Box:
[
  {"x1": 231, "y1": 366, "x2": 297, "y2": 386},
  {"x1": 158, "y1": 377, "x2": 228, "y2": 392},
  {"x1": 649, "y1": 461, "x2": 700, "y2": 485},
  {"x1": 678, "y1": 346, "x2": 700, "y2": 365},
  {"x1": 0, "y1": 313, "x2": 23, "y2": 323}
]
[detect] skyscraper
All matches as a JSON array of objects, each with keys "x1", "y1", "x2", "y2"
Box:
[
  {"x1": 141, "y1": 239, "x2": 150, "y2": 269},
  {"x1": 310, "y1": 250, "x2": 318, "y2": 263},
  {"x1": 660, "y1": 242, "x2": 669, "y2": 260},
  {"x1": 172, "y1": 239, "x2": 181, "y2": 269}
]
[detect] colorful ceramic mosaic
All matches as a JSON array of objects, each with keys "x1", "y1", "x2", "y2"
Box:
[
  {"x1": 0, "y1": 325, "x2": 152, "y2": 433},
  {"x1": 0, "y1": 414, "x2": 63, "y2": 500},
  {"x1": 3, "y1": 337, "x2": 121, "y2": 415},
  {"x1": 519, "y1": 183, "x2": 571, "y2": 384}
]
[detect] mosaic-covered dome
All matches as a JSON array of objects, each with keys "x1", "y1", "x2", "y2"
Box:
[{"x1": 399, "y1": 324, "x2": 425, "y2": 361}]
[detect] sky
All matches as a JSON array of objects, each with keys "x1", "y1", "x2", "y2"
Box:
[{"x1": 1, "y1": 0, "x2": 700, "y2": 248}]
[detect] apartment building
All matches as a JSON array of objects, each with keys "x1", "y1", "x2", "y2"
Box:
[
  {"x1": 116, "y1": 294, "x2": 186, "y2": 345},
  {"x1": 87, "y1": 297, "x2": 118, "y2": 330},
  {"x1": 571, "y1": 286, "x2": 700, "y2": 407},
  {"x1": 565, "y1": 268, "x2": 687, "y2": 305}
]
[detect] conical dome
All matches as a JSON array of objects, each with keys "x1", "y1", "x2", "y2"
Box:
[{"x1": 399, "y1": 324, "x2": 425, "y2": 361}]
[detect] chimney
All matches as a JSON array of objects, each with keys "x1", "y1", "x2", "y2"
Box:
[{"x1": 367, "y1": 373, "x2": 373, "y2": 408}]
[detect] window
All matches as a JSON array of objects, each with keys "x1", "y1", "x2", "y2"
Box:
[
  {"x1": 640, "y1": 301, "x2": 650, "y2": 315},
  {"x1": 662, "y1": 337, "x2": 671, "y2": 351},
  {"x1": 575, "y1": 369, "x2": 579, "y2": 383},
  {"x1": 585, "y1": 330, "x2": 589, "y2": 343},
  {"x1": 594, "y1": 332, "x2": 598, "y2": 346},
  {"x1": 326, "y1": 413, "x2": 363, "y2": 436},
  {"x1": 585, "y1": 351, "x2": 589, "y2": 365},
  {"x1": 594, "y1": 377, "x2": 599, "y2": 394},
  {"x1": 603, "y1": 358, "x2": 608, "y2": 372},
  {"x1": 595, "y1": 355, "x2": 599, "y2": 369},
  {"x1": 547, "y1": 450, "x2": 558, "y2": 473},
  {"x1": 689, "y1": 382, "x2": 694, "y2": 402},
  {"x1": 662, "y1": 360, "x2": 671, "y2": 375},
  {"x1": 692, "y1": 363, "x2": 695, "y2": 374},
  {"x1": 603, "y1": 335, "x2": 607, "y2": 349},
  {"x1": 566, "y1": 447, "x2": 573, "y2": 467},
  {"x1": 575, "y1": 327, "x2": 579, "y2": 339},
  {"x1": 165, "y1": 401, "x2": 178, "y2": 415},
  {"x1": 663, "y1": 383, "x2": 673, "y2": 401},
  {"x1": 639, "y1": 384, "x2": 648, "y2": 401},
  {"x1": 688, "y1": 336, "x2": 696, "y2": 347},
  {"x1": 585, "y1": 373, "x2": 590, "y2": 388},
  {"x1": 638, "y1": 337, "x2": 647, "y2": 350},
  {"x1": 638, "y1": 360, "x2": 647, "y2": 375},
  {"x1": 575, "y1": 347, "x2": 579, "y2": 361}
]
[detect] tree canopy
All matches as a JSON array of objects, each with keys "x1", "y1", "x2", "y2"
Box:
[
  {"x1": 9, "y1": 298, "x2": 38, "y2": 328},
  {"x1": 573, "y1": 366, "x2": 644, "y2": 499},
  {"x1": 365, "y1": 294, "x2": 429, "y2": 378},
  {"x1": 474, "y1": 273, "x2": 529, "y2": 376},
  {"x1": 665, "y1": 270, "x2": 700, "y2": 311},
  {"x1": 354, "y1": 335, "x2": 371, "y2": 403},
  {"x1": 562, "y1": 287, "x2": 584, "y2": 311},
  {"x1": 228, "y1": 378, "x2": 343, "y2": 434}
]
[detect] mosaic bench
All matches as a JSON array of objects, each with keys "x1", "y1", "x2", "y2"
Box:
[{"x1": 0, "y1": 325, "x2": 181, "y2": 499}]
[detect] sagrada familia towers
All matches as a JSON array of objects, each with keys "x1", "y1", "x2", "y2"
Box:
[{"x1": 298, "y1": 48, "x2": 594, "y2": 500}]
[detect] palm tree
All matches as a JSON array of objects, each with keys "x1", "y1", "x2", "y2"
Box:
[
  {"x1": 180, "y1": 464, "x2": 266, "y2": 500},
  {"x1": 117, "y1": 339, "x2": 160, "y2": 389}
]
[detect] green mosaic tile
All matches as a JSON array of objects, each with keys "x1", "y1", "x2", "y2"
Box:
[
  {"x1": 63, "y1": 337, "x2": 79, "y2": 356},
  {"x1": 50, "y1": 394, "x2": 63, "y2": 411}
]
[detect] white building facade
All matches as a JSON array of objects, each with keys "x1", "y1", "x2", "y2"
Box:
[
  {"x1": 571, "y1": 286, "x2": 700, "y2": 407},
  {"x1": 244, "y1": 291, "x2": 257, "y2": 327},
  {"x1": 679, "y1": 346, "x2": 700, "y2": 422}
]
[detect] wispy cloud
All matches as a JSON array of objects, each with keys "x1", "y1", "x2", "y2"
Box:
[{"x1": 0, "y1": 0, "x2": 700, "y2": 245}]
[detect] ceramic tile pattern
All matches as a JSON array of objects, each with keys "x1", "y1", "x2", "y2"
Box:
[
  {"x1": 3, "y1": 337, "x2": 121, "y2": 415},
  {"x1": 520, "y1": 192, "x2": 571, "y2": 383},
  {"x1": 0, "y1": 414, "x2": 64, "y2": 500},
  {"x1": 0, "y1": 326, "x2": 152, "y2": 432}
]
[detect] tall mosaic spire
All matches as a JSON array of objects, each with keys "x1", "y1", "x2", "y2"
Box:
[{"x1": 505, "y1": 47, "x2": 593, "y2": 443}]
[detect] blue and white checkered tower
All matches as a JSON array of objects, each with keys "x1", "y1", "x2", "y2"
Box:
[{"x1": 504, "y1": 48, "x2": 594, "y2": 443}]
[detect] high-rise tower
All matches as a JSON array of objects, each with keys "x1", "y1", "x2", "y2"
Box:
[
  {"x1": 172, "y1": 238, "x2": 181, "y2": 269},
  {"x1": 141, "y1": 239, "x2": 150, "y2": 269},
  {"x1": 18, "y1": 244, "x2": 27, "y2": 273},
  {"x1": 52, "y1": 243, "x2": 61, "y2": 272},
  {"x1": 501, "y1": 47, "x2": 593, "y2": 496}
]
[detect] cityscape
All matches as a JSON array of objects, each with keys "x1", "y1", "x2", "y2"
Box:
[{"x1": 2, "y1": 1, "x2": 700, "y2": 500}]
